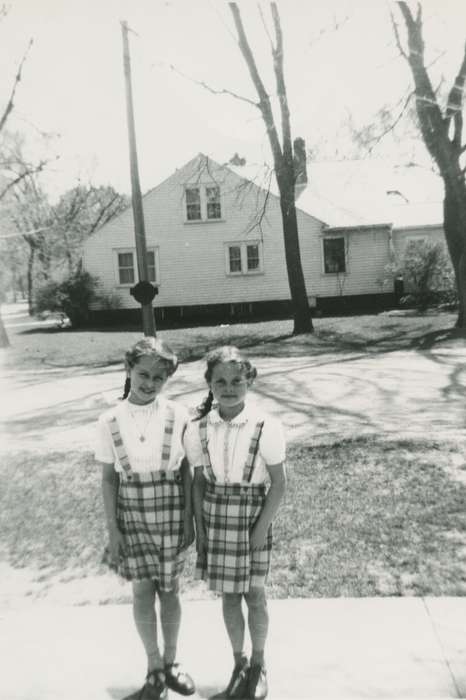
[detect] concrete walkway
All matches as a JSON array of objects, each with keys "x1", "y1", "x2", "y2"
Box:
[{"x1": 1, "y1": 597, "x2": 465, "y2": 699}]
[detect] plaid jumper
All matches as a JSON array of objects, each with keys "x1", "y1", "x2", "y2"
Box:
[
  {"x1": 195, "y1": 417, "x2": 272, "y2": 593},
  {"x1": 102, "y1": 405, "x2": 186, "y2": 590}
]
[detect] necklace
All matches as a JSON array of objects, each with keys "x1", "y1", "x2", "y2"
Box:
[{"x1": 127, "y1": 402, "x2": 156, "y2": 442}]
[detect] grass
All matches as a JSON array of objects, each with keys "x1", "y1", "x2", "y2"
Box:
[
  {"x1": 3, "y1": 309, "x2": 462, "y2": 371},
  {"x1": 2, "y1": 437, "x2": 466, "y2": 604}
]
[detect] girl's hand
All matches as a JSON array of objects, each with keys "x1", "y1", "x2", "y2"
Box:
[
  {"x1": 181, "y1": 517, "x2": 195, "y2": 551},
  {"x1": 196, "y1": 528, "x2": 208, "y2": 564},
  {"x1": 250, "y1": 523, "x2": 268, "y2": 551},
  {"x1": 108, "y1": 528, "x2": 126, "y2": 565}
]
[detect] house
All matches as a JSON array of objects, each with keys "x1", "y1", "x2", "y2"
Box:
[{"x1": 82, "y1": 153, "x2": 445, "y2": 325}]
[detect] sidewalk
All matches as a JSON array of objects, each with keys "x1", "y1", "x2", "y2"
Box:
[{"x1": 1, "y1": 597, "x2": 465, "y2": 699}]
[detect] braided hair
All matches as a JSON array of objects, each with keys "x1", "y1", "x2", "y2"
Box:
[
  {"x1": 195, "y1": 345, "x2": 257, "y2": 420},
  {"x1": 120, "y1": 336, "x2": 178, "y2": 400}
]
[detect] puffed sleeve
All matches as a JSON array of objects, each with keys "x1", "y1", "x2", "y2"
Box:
[
  {"x1": 183, "y1": 420, "x2": 204, "y2": 469},
  {"x1": 259, "y1": 414, "x2": 286, "y2": 465},
  {"x1": 94, "y1": 414, "x2": 116, "y2": 465}
]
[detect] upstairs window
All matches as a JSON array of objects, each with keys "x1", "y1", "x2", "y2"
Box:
[
  {"x1": 185, "y1": 185, "x2": 222, "y2": 221},
  {"x1": 323, "y1": 237, "x2": 346, "y2": 274},
  {"x1": 206, "y1": 185, "x2": 221, "y2": 219},
  {"x1": 226, "y1": 241, "x2": 263, "y2": 275},
  {"x1": 185, "y1": 187, "x2": 201, "y2": 221}
]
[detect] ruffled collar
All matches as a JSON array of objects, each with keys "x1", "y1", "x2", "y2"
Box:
[
  {"x1": 125, "y1": 395, "x2": 162, "y2": 413},
  {"x1": 208, "y1": 404, "x2": 251, "y2": 426}
]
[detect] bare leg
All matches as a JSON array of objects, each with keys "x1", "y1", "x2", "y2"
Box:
[
  {"x1": 222, "y1": 593, "x2": 246, "y2": 661},
  {"x1": 132, "y1": 579, "x2": 164, "y2": 671},
  {"x1": 158, "y1": 583, "x2": 181, "y2": 665},
  {"x1": 244, "y1": 587, "x2": 268, "y2": 666}
]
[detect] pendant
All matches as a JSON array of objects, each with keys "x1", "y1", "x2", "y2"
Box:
[{"x1": 139, "y1": 436, "x2": 145, "y2": 442}]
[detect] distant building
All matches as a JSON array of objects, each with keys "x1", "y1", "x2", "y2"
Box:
[{"x1": 82, "y1": 154, "x2": 445, "y2": 324}]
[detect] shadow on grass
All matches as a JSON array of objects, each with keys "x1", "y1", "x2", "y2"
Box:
[{"x1": 2, "y1": 437, "x2": 466, "y2": 602}]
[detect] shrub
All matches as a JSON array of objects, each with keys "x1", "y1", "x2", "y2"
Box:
[
  {"x1": 34, "y1": 270, "x2": 98, "y2": 327},
  {"x1": 388, "y1": 240, "x2": 457, "y2": 310}
]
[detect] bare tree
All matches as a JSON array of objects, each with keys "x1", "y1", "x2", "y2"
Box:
[
  {"x1": 394, "y1": 2, "x2": 466, "y2": 328},
  {"x1": 7, "y1": 176, "x2": 129, "y2": 312},
  {"x1": 0, "y1": 9, "x2": 34, "y2": 346},
  {"x1": 228, "y1": 3, "x2": 313, "y2": 334}
]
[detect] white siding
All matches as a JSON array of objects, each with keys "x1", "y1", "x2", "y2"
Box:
[
  {"x1": 392, "y1": 226, "x2": 445, "y2": 261},
  {"x1": 300, "y1": 223, "x2": 392, "y2": 299},
  {"x1": 85, "y1": 156, "x2": 302, "y2": 309},
  {"x1": 85, "y1": 155, "x2": 444, "y2": 310}
]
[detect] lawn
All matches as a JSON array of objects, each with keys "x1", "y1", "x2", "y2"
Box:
[
  {"x1": 1, "y1": 436, "x2": 465, "y2": 604},
  {"x1": 2, "y1": 306, "x2": 466, "y2": 605},
  {"x1": 2, "y1": 308, "x2": 461, "y2": 370}
]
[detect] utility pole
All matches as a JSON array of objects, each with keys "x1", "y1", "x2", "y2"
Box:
[{"x1": 121, "y1": 20, "x2": 157, "y2": 337}]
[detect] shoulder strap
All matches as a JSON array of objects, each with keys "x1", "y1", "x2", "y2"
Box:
[
  {"x1": 107, "y1": 416, "x2": 133, "y2": 477},
  {"x1": 160, "y1": 403, "x2": 175, "y2": 470},
  {"x1": 199, "y1": 417, "x2": 217, "y2": 482},
  {"x1": 241, "y1": 421, "x2": 264, "y2": 483}
]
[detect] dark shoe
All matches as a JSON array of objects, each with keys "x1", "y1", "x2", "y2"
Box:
[
  {"x1": 245, "y1": 664, "x2": 268, "y2": 700},
  {"x1": 164, "y1": 662, "x2": 195, "y2": 696},
  {"x1": 210, "y1": 657, "x2": 249, "y2": 699},
  {"x1": 136, "y1": 669, "x2": 167, "y2": 700}
]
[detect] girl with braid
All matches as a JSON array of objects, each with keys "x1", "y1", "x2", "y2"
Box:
[
  {"x1": 184, "y1": 346, "x2": 286, "y2": 700},
  {"x1": 95, "y1": 337, "x2": 195, "y2": 700}
]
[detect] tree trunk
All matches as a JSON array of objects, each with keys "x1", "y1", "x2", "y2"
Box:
[
  {"x1": 443, "y1": 184, "x2": 466, "y2": 328},
  {"x1": 27, "y1": 245, "x2": 35, "y2": 315},
  {"x1": 229, "y1": 2, "x2": 313, "y2": 335},
  {"x1": 277, "y1": 176, "x2": 313, "y2": 333},
  {"x1": 396, "y1": 2, "x2": 466, "y2": 330}
]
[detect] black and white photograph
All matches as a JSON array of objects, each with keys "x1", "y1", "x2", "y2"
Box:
[{"x1": 1, "y1": 1, "x2": 466, "y2": 698}]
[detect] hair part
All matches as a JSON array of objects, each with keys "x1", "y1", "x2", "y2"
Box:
[
  {"x1": 194, "y1": 345, "x2": 257, "y2": 419},
  {"x1": 120, "y1": 336, "x2": 178, "y2": 400}
]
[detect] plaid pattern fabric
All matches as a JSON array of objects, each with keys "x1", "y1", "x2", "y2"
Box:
[
  {"x1": 196, "y1": 417, "x2": 271, "y2": 593},
  {"x1": 102, "y1": 407, "x2": 186, "y2": 590},
  {"x1": 196, "y1": 482, "x2": 272, "y2": 593}
]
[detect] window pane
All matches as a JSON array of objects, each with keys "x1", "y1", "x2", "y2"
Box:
[
  {"x1": 186, "y1": 187, "x2": 201, "y2": 220},
  {"x1": 119, "y1": 268, "x2": 134, "y2": 284},
  {"x1": 323, "y1": 238, "x2": 346, "y2": 273},
  {"x1": 118, "y1": 252, "x2": 133, "y2": 267},
  {"x1": 229, "y1": 246, "x2": 242, "y2": 272},
  {"x1": 147, "y1": 251, "x2": 156, "y2": 283},
  {"x1": 206, "y1": 186, "x2": 221, "y2": 219},
  {"x1": 247, "y1": 244, "x2": 260, "y2": 271}
]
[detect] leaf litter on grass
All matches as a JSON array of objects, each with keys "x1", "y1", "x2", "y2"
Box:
[{"x1": 1, "y1": 437, "x2": 466, "y2": 605}]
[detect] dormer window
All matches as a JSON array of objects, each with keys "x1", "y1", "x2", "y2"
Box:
[{"x1": 185, "y1": 185, "x2": 222, "y2": 222}]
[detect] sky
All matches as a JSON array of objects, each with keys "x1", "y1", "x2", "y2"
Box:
[{"x1": 2, "y1": 0, "x2": 466, "y2": 198}]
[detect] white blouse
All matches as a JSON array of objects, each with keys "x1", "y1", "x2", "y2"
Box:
[
  {"x1": 183, "y1": 402, "x2": 286, "y2": 485},
  {"x1": 95, "y1": 396, "x2": 189, "y2": 473}
]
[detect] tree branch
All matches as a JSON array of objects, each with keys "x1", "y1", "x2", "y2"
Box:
[
  {"x1": 271, "y1": 3, "x2": 293, "y2": 168},
  {"x1": 0, "y1": 38, "x2": 33, "y2": 133},
  {"x1": 396, "y1": 2, "x2": 448, "y2": 166},
  {"x1": 168, "y1": 62, "x2": 258, "y2": 107},
  {"x1": 0, "y1": 159, "x2": 49, "y2": 202},
  {"x1": 229, "y1": 3, "x2": 283, "y2": 165},
  {"x1": 445, "y1": 40, "x2": 466, "y2": 150},
  {"x1": 390, "y1": 8, "x2": 408, "y2": 60}
]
